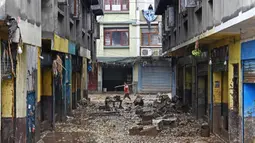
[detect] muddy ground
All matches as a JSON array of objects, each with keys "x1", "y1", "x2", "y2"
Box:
[{"x1": 39, "y1": 94, "x2": 223, "y2": 143}]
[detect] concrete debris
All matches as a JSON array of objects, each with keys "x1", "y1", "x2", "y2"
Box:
[
  {"x1": 129, "y1": 126, "x2": 143, "y2": 135},
  {"x1": 134, "y1": 95, "x2": 144, "y2": 106},
  {"x1": 40, "y1": 94, "x2": 222, "y2": 143},
  {"x1": 139, "y1": 126, "x2": 158, "y2": 136}
]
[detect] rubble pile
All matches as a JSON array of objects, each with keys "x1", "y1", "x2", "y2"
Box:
[{"x1": 40, "y1": 94, "x2": 222, "y2": 143}]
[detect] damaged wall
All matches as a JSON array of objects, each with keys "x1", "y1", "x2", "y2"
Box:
[
  {"x1": 228, "y1": 40, "x2": 241, "y2": 142},
  {"x1": 4, "y1": 0, "x2": 41, "y2": 46}
]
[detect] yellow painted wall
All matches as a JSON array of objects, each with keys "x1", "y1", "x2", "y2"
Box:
[
  {"x1": 213, "y1": 72, "x2": 222, "y2": 104},
  {"x1": 42, "y1": 68, "x2": 52, "y2": 96},
  {"x1": 53, "y1": 34, "x2": 68, "y2": 53},
  {"x1": 2, "y1": 79, "x2": 14, "y2": 118},
  {"x1": 208, "y1": 38, "x2": 241, "y2": 111},
  {"x1": 228, "y1": 41, "x2": 242, "y2": 114},
  {"x1": 37, "y1": 47, "x2": 41, "y2": 102}
]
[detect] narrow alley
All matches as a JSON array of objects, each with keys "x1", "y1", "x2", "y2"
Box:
[{"x1": 39, "y1": 94, "x2": 222, "y2": 143}]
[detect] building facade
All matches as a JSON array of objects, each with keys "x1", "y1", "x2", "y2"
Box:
[
  {"x1": 0, "y1": 0, "x2": 103, "y2": 142},
  {"x1": 94, "y1": 0, "x2": 171, "y2": 93},
  {"x1": 155, "y1": 0, "x2": 255, "y2": 142}
]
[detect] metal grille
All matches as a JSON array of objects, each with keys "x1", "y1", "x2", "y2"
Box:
[{"x1": 1, "y1": 41, "x2": 12, "y2": 77}]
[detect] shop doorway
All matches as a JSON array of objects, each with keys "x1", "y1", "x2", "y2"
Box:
[{"x1": 102, "y1": 67, "x2": 132, "y2": 91}]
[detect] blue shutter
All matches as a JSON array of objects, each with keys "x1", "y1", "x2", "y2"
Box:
[{"x1": 141, "y1": 61, "x2": 171, "y2": 92}]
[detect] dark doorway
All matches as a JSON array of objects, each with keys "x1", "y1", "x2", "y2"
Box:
[
  {"x1": 177, "y1": 66, "x2": 184, "y2": 103},
  {"x1": 103, "y1": 67, "x2": 132, "y2": 91}
]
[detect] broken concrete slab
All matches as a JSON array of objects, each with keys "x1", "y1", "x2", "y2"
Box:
[
  {"x1": 152, "y1": 119, "x2": 164, "y2": 131},
  {"x1": 129, "y1": 126, "x2": 143, "y2": 135},
  {"x1": 137, "y1": 120, "x2": 152, "y2": 125},
  {"x1": 141, "y1": 113, "x2": 154, "y2": 121},
  {"x1": 139, "y1": 126, "x2": 158, "y2": 136}
]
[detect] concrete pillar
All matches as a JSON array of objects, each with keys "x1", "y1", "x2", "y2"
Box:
[
  {"x1": 98, "y1": 65, "x2": 102, "y2": 92},
  {"x1": 81, "y1": 58, "x2": 88, "y2": 99},
  {"x1": 15, "y1": 44, "x2": 28, "y2": 143},
  {"x1": 35, "y1": 47, "x2": 42, "y2": 142}
]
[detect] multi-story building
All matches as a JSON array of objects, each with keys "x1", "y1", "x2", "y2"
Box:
[
  {"x1": 93, "y1": 0, "x2": 172, "y2": 93},
  {"x1": 40, "y1": 0, "x2": 103, "y2": 140},
  {"x1": 155, "y1": 0, "x2": 255, "y2": 142},
  {"x1": 0, "y1": 0, "x2": 103, "y2": 142},
  {"x1": 0, "y1": 0, "x2": 42, "y2": 142}
]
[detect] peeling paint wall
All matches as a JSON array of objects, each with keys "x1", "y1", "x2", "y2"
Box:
[{"x1": 2, "y1": 79, "x2": 14, "y2": 118}]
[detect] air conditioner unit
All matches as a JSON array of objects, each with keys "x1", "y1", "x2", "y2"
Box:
[{"x1": 141, "y1": 48, "x2": 153, "y2": 57}]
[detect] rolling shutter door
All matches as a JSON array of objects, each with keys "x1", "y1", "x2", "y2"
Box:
[
  {"x1": 243, "y1": 60, "x2": 255, "y2": 83},
  {"x1": 141, "y1": 62, "x2": 171, "y2": 92}
]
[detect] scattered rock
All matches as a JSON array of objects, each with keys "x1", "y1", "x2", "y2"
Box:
[
  {"x1": 129, "y1": 126, "x2": 143, "y2": 135},
  {"x1": 152, "y1": 119, "x2": 164, "y2": 131},
  {"x1": 137, "y1": 120, "x2": 152, "y2": 125},
  {"x1": 139, "y1": 126, "x2": 158, "y2": 136},
  {"x1": 134, "y1": 95, "x2": 144, "y2": 106}
]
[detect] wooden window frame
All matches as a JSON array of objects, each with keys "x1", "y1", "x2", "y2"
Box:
[
  {"x1": 104, "y1": 0, "x2": 129, "y2": 11},
  {"x1": 141, "y1": 29, "x2": 160, "y2": 46},
  {"x1": 104, "y1": 28, "x2": 129, "y2": 46}
]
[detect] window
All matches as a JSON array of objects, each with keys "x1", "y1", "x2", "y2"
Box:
[
  {"x1": 104, "y1": 28, "x2": 129, "y2": 46},
  {"x1": 104, "y1": 0, "x2": 129, "y2": 11},
  {"x1": 141, "y1": 27, "x2": 161, "y2": 46}
]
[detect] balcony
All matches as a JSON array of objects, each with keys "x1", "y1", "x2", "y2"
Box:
[
  {"x1": 155, "y1": 0, "x2": 176, "y2": 15},
  {"x1": 91, "y1": 0, "x2": 104, "y2": 16}
]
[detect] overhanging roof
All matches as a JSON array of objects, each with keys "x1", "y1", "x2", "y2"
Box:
[{"x1": 97, "y1": 57, "x2": 137, "y2": 64}]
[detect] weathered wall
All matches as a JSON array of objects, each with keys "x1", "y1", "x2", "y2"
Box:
[
  {"x1": 41, "y1": 0, "x2": 55, "y2": 34},
  {"x1": 1, "y1": 78, "x2": 14, "y2": 142},
  {"x1": 160, "y1": 0, "x2": 255, "y2": 52},
  {"x1": 4, "y1": 0, "x2": 42, "y2": 46},
  {"x1": 0, "y1": 0, "x2": 6, "y2": 19}
]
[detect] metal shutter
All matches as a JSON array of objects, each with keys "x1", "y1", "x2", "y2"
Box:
[{"x1": 141, "y1": 63, "x2": 171, "y2": 92}]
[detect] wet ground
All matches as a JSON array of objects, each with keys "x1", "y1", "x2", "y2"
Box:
[{"x1": 39, "y1": 94, "x2": 223, "y2": 143}]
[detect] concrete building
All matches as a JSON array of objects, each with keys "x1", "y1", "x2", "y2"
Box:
[
  {"x1": 41, "y1": 0, "x2": 103, "y2": 140},
  {"x1": 0, "y1": 0, "x2": 41, "y2": 142},
  {"x1": 93, "y1": 0, "x2": 171, "y2": 93},
  {"x1": 0, "y1": 0, "x2": 103, "y2": 142},
  {"x1": 155, "y1": 0, "x2": 255, "y2": 142}
]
